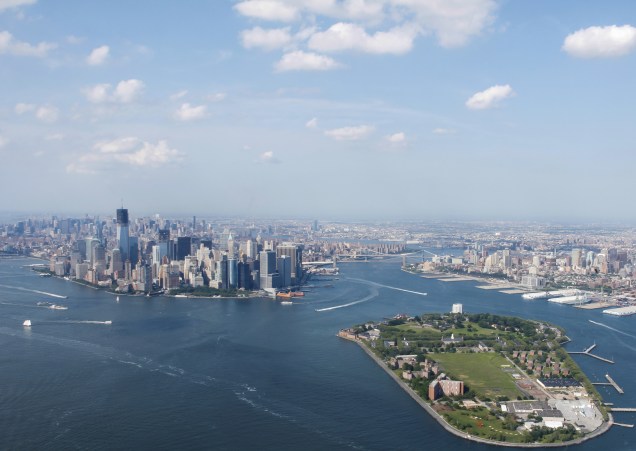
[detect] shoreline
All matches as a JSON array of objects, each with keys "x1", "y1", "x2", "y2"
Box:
[{"x1": 342, "y1": 336, "x2": 613, "y2": 448}]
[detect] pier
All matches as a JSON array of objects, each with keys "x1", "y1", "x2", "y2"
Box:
[
  {"x1": 614, "y1": 423, "x2": 634, "y2": 428},
  {"x1": 567, "y1": 343, "x2": 614, "y2": 364},
  {"x1": 610, "y1": 408, "x2": 636, "y2": 412},
  {"x1": 592, "y1": 374, "x2": 623, "y2": 393}
]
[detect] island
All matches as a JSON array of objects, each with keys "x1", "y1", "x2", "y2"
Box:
[{"x1": 339, "y1": 311, "x2": 613, "y2": 446}]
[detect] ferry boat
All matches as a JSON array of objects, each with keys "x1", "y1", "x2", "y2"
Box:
[{"x1": 277, "y1": 291, "x2": 305, "y2": 298}]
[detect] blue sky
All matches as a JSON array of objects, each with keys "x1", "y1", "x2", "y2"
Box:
[{"x1": 1, "y1": 0, "x2": 635, "y2": 221}]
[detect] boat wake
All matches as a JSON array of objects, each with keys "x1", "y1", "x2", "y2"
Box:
[
  {"x1": 588, "y1": 320, "x2": 636, "y2": 339},
  {"x1": 0, "y1": 283, "x2": 67, "y2": 299},
  {"x1": 315, "y1": 288, "x2": 379, "y2": 312},
  {"x1": 345, "y1": 277, "x2": 428, "y2": 296},
  {"x1": 60, "y1": 320, "x2": 112, "y2": 325}
]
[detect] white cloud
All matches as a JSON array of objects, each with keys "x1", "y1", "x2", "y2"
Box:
[
  {"x1": 241, "y1": 26, "x2": 293, "y2": 50},
  {"x1": 35, "y1": 105, "x2": 59, "y2": 123},
  {"x1": 15, "y1": 102, "x2": 35, "y2": 114},
  {"x1": 66, "y1": 35, "x2": 84, "y2": 44},
  {"x1": 305, "y1": 117, "x2": 318, "y2": 128},
  {"x1": 256, "y1": 150, "x2": 281, "y2": 164},
  {"x1": 235, "y1": 0, "x2": 298, "y2": 22},
  {"x1": 275, "y1": 50, "x2": 340, "y2": 71},
  {"x1": 0, "y1": 0, "x2": 36, "y2": 12},
  {"x1": 324, "y1": 124, "x2": 374, "y2": 140},
  {"x1": 174, "y1": 103, "x2": 207, "y2": 121},
  {"x1": 432, "y1": 127, "x2": 456, "y2": 134},
  {"x1": 0, "y1": 30, "x2": 56, "y2": 57},
  {"x1": 308, "y1": 22, "x2": 416, "y2": 54},
  {"x1": 86, "y1": 45, "x2": 109, "y2": 65},
  {"x1": 113, "y1": 79, "x2": 144, "y2": 103},
  {"x1": 235, "y1": 0, "x2": 496, "y2": 49},
  {"x1": 83, "y1": 79, "x2": 144, "y2": 104},
  {"x1": 170, "y1": 90, "x2": 188, "y2": 101},
  {"x1": 563, "y1": 25, "x2": 636, "y2": 58},
  {"x1": 67, "y1": 137, "x2": 183, "y2": 174},
  {"x1": 386, "y1": 131, "x2": 406, "y2": 144},
  {"x1": 466, "y1": 84, "x2": 514, "y2": 110},
  {"x1": 83, "y1": 83, "x2": 111, "y2": 103}
]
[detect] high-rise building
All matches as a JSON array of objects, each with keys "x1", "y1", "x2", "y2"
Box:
[
  {"x1": 177, "y1": 236, "x2": 192, "y2": 260},
  {"x1": 277, "y1": 255, "x2": 292, "y2": 288},
  {"x1": 228, "y1": 258, "x2": 238, "y2": 289},
  {"x1": 259, "y1": 250, "x2": 278, "y2": 289},
  {"x1": 116, "y1": 208, "x2": 130, "y2": 263},
  {"x1": 276, "y1": 244, "x2": 303, "y2": 284}
]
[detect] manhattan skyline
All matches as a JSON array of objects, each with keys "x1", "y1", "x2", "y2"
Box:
[{"x1": 1, "y1": 1, "x2": 636, "y2": 221}]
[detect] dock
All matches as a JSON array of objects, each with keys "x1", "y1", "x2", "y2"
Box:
[
  {"x1": 606, "y1": 374, "x2": 624, "y2": 394},
  {"x1": 610, "y1": 408, "x2": 636, "y2": 412},
  {"x1": 567, "y1": 343, "x2": 614, "y2": 364},
  {"x1": 614, "y1": 423, "x2": 634, "y2": 428}
]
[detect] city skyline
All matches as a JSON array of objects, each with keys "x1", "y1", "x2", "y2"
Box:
[{"x1": 1, "y1": 1, "x2": 636, "y2": 221}]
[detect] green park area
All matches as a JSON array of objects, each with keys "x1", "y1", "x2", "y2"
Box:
[{"x1": 428, "y1": 352, "x2": 521, "y2": 400}]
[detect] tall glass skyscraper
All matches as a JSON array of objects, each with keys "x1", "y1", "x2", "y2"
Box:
[{"x1": 116, "y1": 208, "x2": 130, "y2": 262}]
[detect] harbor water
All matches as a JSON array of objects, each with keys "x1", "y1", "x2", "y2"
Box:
[{"x1": 0, "y1": 256, "x2": 635, "y2": 450}]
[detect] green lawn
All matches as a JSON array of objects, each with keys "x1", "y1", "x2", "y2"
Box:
[
  {"x1": 443, "y1": 408, "x2": 525, "y2": 442},
  {"x1": 429, "y1": 352, "x2": 521, "y2": 399}
]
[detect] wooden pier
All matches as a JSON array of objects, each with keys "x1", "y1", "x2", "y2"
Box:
[{"x1": 568, "y1": 343, "x2": 614, "y2": 364}]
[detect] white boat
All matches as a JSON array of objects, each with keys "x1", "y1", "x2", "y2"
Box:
[
  {"x1": 281, "y1": 301, "x2": 293, "y2": 305},
  {"x1": 23, "y1": 320, "x2": 31, "y2": 327},
  {"x1": 104, "y1": 320, "x2": 112, "y2": 325},
  {"x1": 116, "y1": 296, "x2": 120, "y2": 302},
  {"x1": 50, "y1": 304, "x2": 68, "y2": 310}
]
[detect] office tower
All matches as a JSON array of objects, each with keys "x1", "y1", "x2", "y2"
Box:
[
  {"x1": 312, "y1": 219, "x2": 318, "y2": 232},
  {"x1": 111, "y1": 248, "x2": 123, "y2": 275},
  {"x1": 277, "y1": 255, "x2": 292, "y2": 288},
  {"x1": 177, "y1": 236, "x2": 192, "y2": 260},
  {"x1": 116, "y1": 208, "x2": 130, "y2": 263},
  {"x1": 129, "y1": 236, "x2": 139, "y2": 265},
  {"x1": 571, "y1": 249, "x2": 581, "y2": 268},
  {"x1": 238, "y1": 261, "x2": 251, "y2": 289},
  {"x1": 215, "y1": 254, "x2": 229, "y2": 290},
  {"x1": 158, "y1": 228, "x2": 170, "y2": 243},
  {"x1": 502, "y1": 249, "x2": 512, "y2": 269},
  {"x1": 228, "y1": 258, "x2": 238, "y2": 289},
  {"x1": 93, "y1": 243, "x2": 106, "y2": 267},
  {"x1": 246, "y1": 239, "x2": 257, "y2": 259},
  {"x1": 276, "y1": 244, "x2": 303, "y2": 284},
  {"x1": 259, "y1": 250, "x2": 278, "y2": 289},
  {"x1": 227, "y1": 233, "x2": 235, "y2": 258}
]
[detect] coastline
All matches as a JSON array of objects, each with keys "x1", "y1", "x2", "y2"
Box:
[{"x1": 342, "y1": 336, "x2": 613, "y2": 448}]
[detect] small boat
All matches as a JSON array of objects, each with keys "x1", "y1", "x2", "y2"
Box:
[
  {"x1": 23, "y1": 320, "x2": 31, "y2": 327},
  {"x1": 116, "y1": 296, "x2": 120, "y2": 302},
  {"x1": 50, "y1": 304, "x2": 68, "y2": 310},
  {"x1": 281, "y1": 301, "x2": 293, "y2": 305},
  {"x1": 104, "y1": 321, "x2": 112, "y2": 325}
]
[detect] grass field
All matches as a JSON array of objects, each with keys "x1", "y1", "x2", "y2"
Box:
[{"x1": 429, "y1": 352, "x2": 521, "y2": 399}]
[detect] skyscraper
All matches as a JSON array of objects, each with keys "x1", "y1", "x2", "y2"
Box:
[{"x1": 116, "y1": 208, "x2": 130, "y2": 263}]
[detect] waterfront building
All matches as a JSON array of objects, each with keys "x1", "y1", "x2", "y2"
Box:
[
  {"x1": 228, "y1": 258, "x2": 238, "y2": 289},
  {"x1": 276, "y1": 244, "x2": 303, "y2": 284},
  {"x1": 451, "y1": 303, "x2": 463, "y2": 314},
  {"x1": 277, "y1": 255, "x2": 292, "y2": 288},
  {"x1": 259, "y1": 250, "x2": 278, "y2": 289},
  {"x1": 428, "y1": 375, "x2": 464, "y2": 401}
]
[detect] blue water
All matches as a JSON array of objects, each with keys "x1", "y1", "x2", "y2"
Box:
[{"x1": 0, "y1": 257, "x2": 635, "y2": 450}]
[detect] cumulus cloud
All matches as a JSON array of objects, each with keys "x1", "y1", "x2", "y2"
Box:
[
  {"x1": 275, "y1": 50, "x2": 340, "y2": 71},
  {"x1": 386, "y1": 131, "x2": 406, "y2": 144},
  {"x1": 241, "y1": 26, "x2": 293, "y2": 50},
  {"x1": 67, "y1": 137, "x2": 183, "y2": 174},
  {"x1": 35, "y1": 105, "x2": 59, "y2": 123},
  {"x1": 0, "y1": 0, "x2": 36, "y2": 12},
  {"x1": 113, "y1": 79, "x2": 144, "y2": 103},
  {"x1": 86, "y1": 45, "x2": 109, "y2": 65},
  {"x1": 305, "y1": 117, "x2": 318, "y2": 128},
  {"x1": 308, "y1": 22, "x2": 416, "y2": 54},
  {"x1": 174, "y1": 103, "x2": 207, "y2": 121},
  {"x1": 256, "y1": 150, "x2": 281, "y2": 164},
  {"x1": 83, "y1": 79, "x2": 144, "y2": 104},
  {"x1": 466, "y1": 84, "x2": 514, "y2": 110},
  {"x1": 235, "y1": 0, "x2": 497, "y2": 52},
  {"x1": 324, "y1": 125, "x2": 374, "y2": 141},
  {"x1": 563, "y1": 25, "x2": 636, "y2": 58},
  {"x1": 235, "y1": 0, "x2": 298, "y2": 22},
  {"x1": 15, "y1": 102, "x2": 35, "y2": 114},
  {"x1": 0, "y1": 30, "x2": 56, "y2": 57}
]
